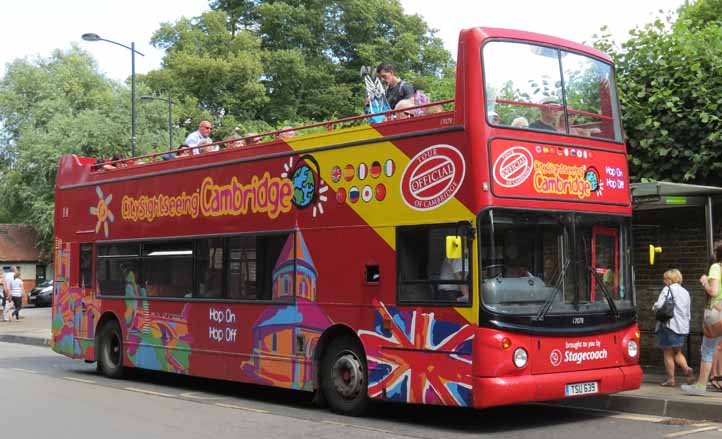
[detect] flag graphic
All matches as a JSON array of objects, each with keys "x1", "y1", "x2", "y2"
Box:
[
  {"x1": 358, "y1": 300, "x2": 474, "y2": 407},
  {"x1": 375, "y1": 184, "x2": 386, "y2": 201},
  {"x1": 361, "y1": 185, "x2": 373, "y2": 202},
  {"x1": 349, "y1": 186, "x2": 360, "y2": 203},
  {"x1": 358, "y1": 163, "x2": 368, "y2": 180},
  {"x1": 371, "y1": 161, "x2": 382, "y2": 178},
  {"x1": 336, "y1": 187, "x2": 347, "y2": 204},
  {"x1": 344, "y1": 164, "x2": 355, "y2": 182},
  {"x1": 384, "y1": 159, "x2": 395, "y2": 177},
  {"x1": 330, "y1": 166, "x2": 342, "y2": 183}
]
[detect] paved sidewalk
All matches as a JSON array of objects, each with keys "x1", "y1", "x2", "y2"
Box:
[
  {"x1": 3, "y1": 309, "x2": 722, "y2": 422},
  {"x1": 0, "y1": 305, "x2": 52, "y2": 346}
]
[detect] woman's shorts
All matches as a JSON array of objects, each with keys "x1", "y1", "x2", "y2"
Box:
[
  {"x1": 700, "y1": 335, "x2": 722, "y2": 363},
  {"x1": 657, "y1": 325, "x2": 686, "y2": 348}
]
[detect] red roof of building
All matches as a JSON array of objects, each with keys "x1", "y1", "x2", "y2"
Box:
[{"x1": 0, "y1": 224, "x2": 44, "y2": 262}]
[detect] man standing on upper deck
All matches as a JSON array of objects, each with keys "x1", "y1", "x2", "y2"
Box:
[
  {"x1": 375, "y1": 63, "x2": 415, "y2": 110},
  {"x1": 184, "y1": 121, "x2": 214, "y2": 155}
]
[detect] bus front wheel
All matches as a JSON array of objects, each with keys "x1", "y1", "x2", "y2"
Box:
[
  {"x1": 97, "y1": 322, "x2": 125, "y2": 379},
  {"x1": 321, "y1": 336, "x2": 368, "y2": 416}
]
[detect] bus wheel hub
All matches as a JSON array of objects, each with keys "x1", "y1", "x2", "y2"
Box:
[{"x1": 332, "y1": 353, "x2": 364, "y2": 399}]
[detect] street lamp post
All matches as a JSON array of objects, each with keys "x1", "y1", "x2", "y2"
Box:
[
  {"x1": 81, "y1": 33, "x2": 145, "y2": 157},
  {"x1": 141, "y1": 95, "x2": 176, "y2": 151}
]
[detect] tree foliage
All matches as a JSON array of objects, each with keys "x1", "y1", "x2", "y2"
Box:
[
  {"x1": 147, "y1": 0, "x2": 455, "y2": 127},
  {"x1": 0, "y1": 47, "x2": 174, "y2": 253},
  {"x1": 594, "y1": 1, "x2": 722, "y2": 184}
]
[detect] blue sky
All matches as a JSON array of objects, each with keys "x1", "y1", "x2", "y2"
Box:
[{"x1": 1, "y1": 0, "x2": 684, "y2": 82}]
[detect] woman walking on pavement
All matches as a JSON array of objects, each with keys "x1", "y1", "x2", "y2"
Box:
[
  {"x1": 682, "y1": 240, "x2": 722, "y2": 395},
  {"x1": 8, "y1": 271, "x2": 23, "y2": 321},
  {"x1": 653, "y1": 269, "x2": 693, "y2": 386}
]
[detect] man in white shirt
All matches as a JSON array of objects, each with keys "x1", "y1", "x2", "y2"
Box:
[{"x1": 184, "y1": 121, "x2": 215, "y2": 154}]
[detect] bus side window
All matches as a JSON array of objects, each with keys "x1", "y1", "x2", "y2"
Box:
[
  {"x1": 226, "y1": 233, "x2": 289, "y2": 301},
  {"x1": 196, "y1": 238, "x2": 224, "y2": 299},
  {"x1": 397, "y1": 224, "x2": 470, "y2": 305},
  {"x1": 79, "y1": 243, "x2": 93, "y2": 289}
]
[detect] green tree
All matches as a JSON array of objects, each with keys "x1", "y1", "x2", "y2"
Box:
[
  {"x1": 594, "y1": 2, "x2": 722, "y2": 184},
  {"x1": 147, "y1": 0, "x2": 455, "y2": 126},
  {"x1": 0, "y1": 47, "x2": 173, "y2": 253}
]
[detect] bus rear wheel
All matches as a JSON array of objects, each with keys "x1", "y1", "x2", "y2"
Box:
[
  {"x1": 97, "y1": 322, "x2": 125, "y2": 379},
  {"x1": 321, "y1": 336, "x2": 368, "y2": 416}
]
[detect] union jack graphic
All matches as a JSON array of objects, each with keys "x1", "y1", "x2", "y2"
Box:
[{"x1": 358, "y1": 300, "x2": 474, "y2": 407}]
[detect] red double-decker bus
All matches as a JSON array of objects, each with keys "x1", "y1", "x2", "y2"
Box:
[{"x1": 52, "y1": 27, "x2": 641, "y2": 415}]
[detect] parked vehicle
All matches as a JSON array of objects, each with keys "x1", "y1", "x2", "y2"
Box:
[{"x1": 29, "y1": 280, "x2": 53, "y2": 306}]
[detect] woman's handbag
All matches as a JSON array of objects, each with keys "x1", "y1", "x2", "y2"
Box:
[
  {"x1": 703, "y1": 307, "x2": 722, "y2": 338},
  {"x1": 655, "y1": 287, "x2": 675, "y2": 322}
]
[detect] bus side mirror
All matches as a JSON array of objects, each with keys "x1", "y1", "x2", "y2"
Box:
[
  {"x1": 446, "y1": 235, "x2": 462, "y2": 259},
  {"x1": 649, "y1": 244, "x2": 662, "y2": 265}
]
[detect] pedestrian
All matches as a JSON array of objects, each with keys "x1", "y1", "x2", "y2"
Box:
[
  {"x1": 708, "y1": 344, "x2": 722, "y2": 391},
  {"x1": 682, "y1": 240, "x2": 722, "y2": 395},
  {"x1": 653, "y1": 269, "x2": 693, "y2": 386},
  {"x1": 0, "y1": 276, "x2": 5, "y2": 321},
  {"x1": 8, "y1": 270, "x2": 24, "y2": 321}
]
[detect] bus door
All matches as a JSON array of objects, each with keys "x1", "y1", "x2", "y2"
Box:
[{"x1": 590, "y1": 227, "x2": 619, "y2": 302}]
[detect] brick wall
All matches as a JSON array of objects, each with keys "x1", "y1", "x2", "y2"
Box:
[{"x1": 633, "y1": 205, "x2": 719, "y2": 367}]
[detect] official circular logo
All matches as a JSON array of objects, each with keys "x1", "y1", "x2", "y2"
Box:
[
  {"x1": 550, "y1": 349, "x2": 562, "y2": 367},
  {"x1": 492, "y1": 146, "x2": 534, "y2": 188},
  {"x1": 400, "y1": 145, "x2": 465, "y2": 211}
]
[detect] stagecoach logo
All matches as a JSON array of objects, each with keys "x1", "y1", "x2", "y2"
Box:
[
  {"x1": 400, "y1": 144, "x2": 465, "y2": 211},
  {"x1": 550, "y1": 349, "x2": 562, "y2": 367},
  {"x1": 492, "y1": 146, "x2": 534, "y2": 188}
]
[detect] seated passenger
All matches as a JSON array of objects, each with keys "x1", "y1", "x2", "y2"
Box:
[
  {"x1": 425, "y1": 105, "x2": 444, "y2": 114},
  {"x1": 530, "y1": 97, "x2": 562, "y2": 132},
  {"x1": 511, "y1": 116, "x2": 529, "y2": 128},
  {"x1": 279, "y1": 126, "x2": 296, "y2": 139},
  {"x1": 395, "y1": 99, "x2": 416, "y2": 119},
  {"x1": 176, "y1": 144, "x2": 191, "y2": 157},
  {"x1": 225, "y1": 135, "x2": 246, "y2": 148},
  {"x1": 245, "y1": 132, "x2": 261, "y2": 145},
  {"x1": 488, "y1": 111, "x2": 502, "y2": 125},
  {"x1": 184, "y1": 121, "x2": 213, "y2": 154},
  {"x1": 568, "y1": 113, "x2": 602, "y2": 137}
]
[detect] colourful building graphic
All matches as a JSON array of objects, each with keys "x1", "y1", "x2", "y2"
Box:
[
  {"x1": 359, "y1": 299, "x2": 475, "y2": 407},
  {"x1": 243, "y1": 231, "x2": 332, "y2": 389},
  {"x1": 123, "y1": 272, "x2": 193, "y2": 373}
]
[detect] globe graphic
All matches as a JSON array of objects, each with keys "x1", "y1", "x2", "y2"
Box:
[
  {"x1": 291, "y1": 165, "x2": 316, "y2": 208},
  {"x1": 585, "y1": 169, "x2": 599, "y2": 191}
]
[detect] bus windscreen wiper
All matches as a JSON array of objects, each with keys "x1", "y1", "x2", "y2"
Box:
[
  {"x1": 588, "y1": 265, "x2": 619, "y2": 319},
  {"x1": 534, "y1": 257, "x2": 571, "y2": 322}
]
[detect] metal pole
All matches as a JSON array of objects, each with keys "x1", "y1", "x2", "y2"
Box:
[
  {"x1": 707, "y1": 196, "x2": 714, "y2": 260},
  {"x1": 131, "y1": 41, "x2": 137, "y2": 157},
  {"x1": 168, "y1": 97, "x2": 173, "y2": 151}
]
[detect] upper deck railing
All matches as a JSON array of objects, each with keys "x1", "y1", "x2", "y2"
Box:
[{"x1": 90, "y1": 99, "x2": 455, "y2": 174}]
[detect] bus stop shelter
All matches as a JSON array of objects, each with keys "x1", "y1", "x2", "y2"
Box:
[{"x1": 631, "y1": 182, "x2": 722, "y2": 365}]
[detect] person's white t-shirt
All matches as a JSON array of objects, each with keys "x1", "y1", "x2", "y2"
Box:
[
  {"x1": 10, "y1": 278, "x2": 22, "y2": 297},
  {"x1": 439, "y1": 257, "x2": 465, "y2": 291},
  {"x1": 3, "y1": 272, "x2": 15, "y2": 292}
]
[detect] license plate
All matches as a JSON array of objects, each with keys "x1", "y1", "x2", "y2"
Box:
[{"x1": 565, "y1": 381, "x2": 598, "y2": 397}]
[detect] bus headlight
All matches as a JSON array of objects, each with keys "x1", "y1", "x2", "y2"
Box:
[
  {"x1": 627, "y1": 340, "x2": 638, "y2": 358},
  {"x1": 513, "y1": 347, "x2": 528, "y2": 368}
]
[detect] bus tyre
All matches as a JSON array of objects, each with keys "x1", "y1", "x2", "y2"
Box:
[
  {"x1": 321, "y1": 336, "x2": 368, "y2": 416},
  {"x1": 97, "y1": 322, "x2": 124, "y2": 379}
]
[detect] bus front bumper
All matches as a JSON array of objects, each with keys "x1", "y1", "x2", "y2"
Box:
[{"x1": 472, "y1": 364, "x2": 642, "y2": 409}]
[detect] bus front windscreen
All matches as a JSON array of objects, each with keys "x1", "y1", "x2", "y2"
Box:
[
  {"x1": 482, "y1": 40, "x2": 623, "y2": 142},
  {"x1": 479, "y1": 210, "x2": 633, "y2": 317}
]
